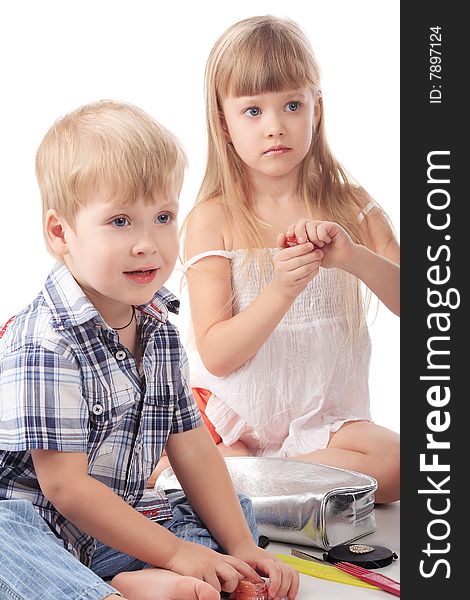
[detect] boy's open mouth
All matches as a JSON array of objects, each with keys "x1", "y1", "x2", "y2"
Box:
[
  {"x1": 124, "y1": 268, "x2": 158, "y2": 284},
  {"x1": 125, "y1": 269, "x2": 155, "y2": 275}
]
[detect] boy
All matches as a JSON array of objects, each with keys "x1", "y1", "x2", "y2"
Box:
[{"x1": 0, "y1": 101, "x2": 298, "y2": 600}]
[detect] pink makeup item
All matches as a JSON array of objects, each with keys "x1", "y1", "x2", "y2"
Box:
[
  {"x1": 234, "y1": 578, "x2": 268, "y2": 600},
  {"x1": 334, "y1": 562, "x2": 400, "y2": 596},
  {"x1": 286, "y1": 234, "x2": 299, "y2": 246}
]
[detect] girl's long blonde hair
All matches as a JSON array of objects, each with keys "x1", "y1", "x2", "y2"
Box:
[{"x1": 184, "y1": 15, "x2": 380, "y2": 336}]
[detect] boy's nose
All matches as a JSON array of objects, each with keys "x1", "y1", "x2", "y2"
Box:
[{"x1": 132, "y1": 235, "x2": 159, "y2": 256}]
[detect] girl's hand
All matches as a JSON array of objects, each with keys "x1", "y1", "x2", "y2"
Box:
[
  {"x1": 273, "y1": 233, "x2": 323, "y2": 299},
  {"x1": 286, "y1": 219, "x2": 357, "y2": 270},
  {"x1": 230, "y1": 542, "x2": 300, "y2": 600},
  {"x1": 164, "y1": 540, "x2": 259, "y2": 594}
]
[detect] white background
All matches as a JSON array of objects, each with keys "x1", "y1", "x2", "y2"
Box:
[{"x1": 0, "y1": 1, "x2": 400, "y2": 433}]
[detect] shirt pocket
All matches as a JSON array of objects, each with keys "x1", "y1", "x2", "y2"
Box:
[
  {"x1": 141, "y1": 379, "x2": 178, "y2": 437},
  {"x1": 144, "y1": 379, "x2": 178, "y2": 408},
  {"x1": 138, "y1": 381, "x2": 178, "y2": 470},
  {"x1": 89, "y1": 385, "x2": 135, "y2": 457}
]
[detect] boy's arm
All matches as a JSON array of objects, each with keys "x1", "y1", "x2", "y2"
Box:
[
  {"x1": 165, "y1": 426, "x2": 299, "y2": 599},
  {"x1": 31, "y1": 449, "x2": 257, "y2": 592},
  {"x1": 165, "y1": 426, "x2": 254, "y2": 552},
  {"x1": 32, "y1": 450, "x2": 182, "y2": 562}
]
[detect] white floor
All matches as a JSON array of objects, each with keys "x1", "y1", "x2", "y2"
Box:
[{"x1": 267, "y1": 501, "x2": 400, "y2": 599}]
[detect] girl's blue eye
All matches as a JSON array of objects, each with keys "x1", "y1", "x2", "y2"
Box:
[
  {"x1": 156, "y1": 213, "x2": 172, "y2": 224},
  {"x1": 285, "y1": 101, "x2": 300, "y2": 112},
  {"x1": 244, "y1": 106, "x2": 261, "y2": 117},
  {"x1": 113, "y1": 216, "x2": 129, "y2": 227}
]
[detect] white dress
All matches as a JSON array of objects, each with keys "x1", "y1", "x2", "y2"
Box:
[{"x1": 184, "y1": 203, "x2": 376, "y2": 458}]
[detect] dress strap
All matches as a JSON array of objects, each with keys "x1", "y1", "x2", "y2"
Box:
[
  {"x1": 357, "y1": 200, "x2": 378, "y2": 223},
  {"x1": 181, "y1": 250, "x2": 234, "y2": 273}
]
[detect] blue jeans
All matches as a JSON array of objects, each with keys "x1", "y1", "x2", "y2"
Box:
[
  {"x1": 0, "y1": 499, "x2": 116, "y2": 600},
  {"x1": 0, "y1": 492, "x2": 258, "y2": 599},
  {"x1": 92, "y1": 491, "x2": 258, "y2": 579}
]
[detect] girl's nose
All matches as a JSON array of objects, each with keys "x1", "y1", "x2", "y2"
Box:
[
  {"x1": 265, "y1": 111, "x2": 286, "y2": 138},
  {"x1": 265, "y1": 122, "x2": 285, "y2": 138}
]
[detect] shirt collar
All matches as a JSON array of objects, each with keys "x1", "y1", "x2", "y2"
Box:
[
  {"x1": 43, "y1": 263, "x2": 179, "y2": 331},
  {"x1": 136, "y1": 287, "x2": 180, "y2": 323}
]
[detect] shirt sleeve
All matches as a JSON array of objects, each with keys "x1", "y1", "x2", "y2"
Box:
[
  {"x1": 170, "y1": 344, "x2": 202, "y2": 434},
  {"x1": 0, "y1": 343, "x2": 88, "y2": 452}
]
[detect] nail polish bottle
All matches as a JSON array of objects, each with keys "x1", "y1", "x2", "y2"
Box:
[{"x1": 235, "y1": 578, "x2": 269, "y2": 600}]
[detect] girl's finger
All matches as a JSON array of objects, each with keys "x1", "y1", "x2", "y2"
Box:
[
  {"x1": 277, "y1": 243, "x2": 314, "y2": 264},
  {"x1": 316, "y1": 221, "x2": 335, "y2": 243},
  {"x1": 293, "y1": 223, "x2": 309, "y2": 244},
  {"x1": 292, "y1": 263, "x2": 321, "y2": 282},
  {"x1": 277, "y1": 231, "x2": 288, "y2": 248},
  {"x1": 284, "y1": 250, "x2": 319, "y2": 272},
  {"x1": 305, "y1": 221, "x2": 324, "y2": 246}
]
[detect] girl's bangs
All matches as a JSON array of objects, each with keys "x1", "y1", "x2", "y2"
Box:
[
  {"x1": 225, "y1": 50, "x2": 315, "y2": 98},
  {"x1": 218, "y1": 24, "x2": 317, "y2": 98}
]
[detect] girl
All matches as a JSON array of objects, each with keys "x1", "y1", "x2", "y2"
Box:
[{"x1": 183, "y1": 15, "x2": 400, "y2": 504}]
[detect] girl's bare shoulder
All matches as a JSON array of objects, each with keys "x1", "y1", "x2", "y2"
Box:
[
  {"x1": 184, "y1": 197, "x2": 232, "y2": 256},
  {"x1": 347, "y1": 185, "x2": 388, "y2": 224},
  {"x1": 351, "y1": 186, "x2": 399, "y2": 260}
]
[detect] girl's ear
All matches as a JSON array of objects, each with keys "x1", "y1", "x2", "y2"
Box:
[
  {"x1": 44, "y1": 209, "x2": 70, "y2": 256},
  {"x1": 314, "y1": 91, "x2": 322, "y2": 130},
  {"x1": 219, "y1": 111, "x2": 231, "y2": 142}
]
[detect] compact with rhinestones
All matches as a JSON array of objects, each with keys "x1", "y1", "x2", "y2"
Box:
[{"x1": 324, "y1": 543, "x2": 398, "y2": 569}]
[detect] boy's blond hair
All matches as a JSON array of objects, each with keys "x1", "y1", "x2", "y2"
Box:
[{"x1": 36, "y1": 100, "x2": 186, "y2": 255}]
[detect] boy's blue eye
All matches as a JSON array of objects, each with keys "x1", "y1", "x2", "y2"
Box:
[
  {"x1": 244, "y1": 106, "x2": 261, "y2": 117},
  {"x1": 113, "y1": 216, "x2": 129, "y2": 227},
  {"x1": 285, "y1": 101, "x2": 300, "y2": 112},
  {"x1": 156, "y1": 213, "x2": 172, "y2": 224}
]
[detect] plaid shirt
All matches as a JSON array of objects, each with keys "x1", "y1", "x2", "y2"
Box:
[{"x1": 0, "y1": 263, "x2": 201, "y2": 566}]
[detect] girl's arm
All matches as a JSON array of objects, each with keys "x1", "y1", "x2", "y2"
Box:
[
  {"x1": 185, "y1": 201, "x2": 322, "y2": 377},
  {"x1": 363, "y1": 205, "x2": 400, "y2": 265},
  {"x1": 291, "y1": 211, "x2": 400, "y2": 316},
  {"x1": 342, "y1": 207, "x2": 400, "y2": 315},
  {"x1": 345, "y1": 244, "x2": 400, "y2": 316}
]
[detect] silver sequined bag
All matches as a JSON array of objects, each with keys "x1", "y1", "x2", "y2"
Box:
[{"x1": 156, "y1": 456, "x2": 377, "y2": 550}]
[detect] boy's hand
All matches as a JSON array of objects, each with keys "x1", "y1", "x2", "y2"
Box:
[
  {"x1": 229, "y1": 543, "x2": 299, "y2": 600},
  {"x1": 273, "y1": 232, "x2": 323, "y2": 299},
  {"x1": 164, "y1": 540, "x2": 260, "y2": 594}
]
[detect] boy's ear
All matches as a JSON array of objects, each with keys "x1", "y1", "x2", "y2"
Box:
[{"x1": 44, "y1": 209, "x2": 70, "y2": 256}]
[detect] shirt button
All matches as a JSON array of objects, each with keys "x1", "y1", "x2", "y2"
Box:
[
  {"x1": 115, "y1": 350, "x2": 127, "y2": 361},
  {"x1": 85, "y1": 545, "x2": 94, "y2": 556},
  {"x1": 127, "y1": 494, "x2": 135, "y2": 504},
  {"x1": 92, "y1": 404, "x2": 104, "y2": 416}
]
